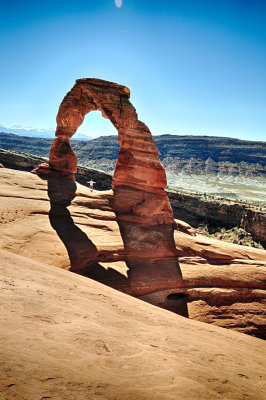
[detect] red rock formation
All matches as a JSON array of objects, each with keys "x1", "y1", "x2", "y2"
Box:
[
  {"x1": 35, "y1": 78, "x2": 173, "y2": 223},
  {"x1": 34, "y1": 78, "x2": 185, "y2": 313}
]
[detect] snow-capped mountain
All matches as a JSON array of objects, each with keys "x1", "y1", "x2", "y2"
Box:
[{"x1": 0, "y1": 125, "x2": 92, "y2": 140}]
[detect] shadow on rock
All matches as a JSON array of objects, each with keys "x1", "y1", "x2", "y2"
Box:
[{"x1": 46, "y1": 175, "x2": 128, "y2": 285}]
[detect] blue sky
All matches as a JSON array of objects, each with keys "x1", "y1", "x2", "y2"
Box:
[{"x1": 0, "y1": 0, "x2": 265, "y2": 140}]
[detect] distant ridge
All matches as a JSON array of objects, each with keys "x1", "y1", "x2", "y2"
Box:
[{"x1": 0, "y1": 131, "x2": 265, "y2": 177}]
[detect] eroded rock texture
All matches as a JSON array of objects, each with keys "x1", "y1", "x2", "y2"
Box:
[{"x1": 35, "y1": 78, "x2": 185, "y2": 312}]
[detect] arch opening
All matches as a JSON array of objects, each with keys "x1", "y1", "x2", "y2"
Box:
[
  {"x1": 76, "y1": 110, "x2": 117, "y2": 139},
  {"x1": 73, "y1": 110, "x2": 119, "y2": 173}
]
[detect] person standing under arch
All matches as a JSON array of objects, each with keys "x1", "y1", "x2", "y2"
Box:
[{"x1": 87, "y1": 179, "x2": 96, "y2": 192}]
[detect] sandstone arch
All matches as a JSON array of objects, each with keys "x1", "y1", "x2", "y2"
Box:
[
  {"x1": 36, "y1": 78, "x2": 186, "y2": 314},
  {"x1": 39, "y1": 78, "x2": 173, "y2": 225}
]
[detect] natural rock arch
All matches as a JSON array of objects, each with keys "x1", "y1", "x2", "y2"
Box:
[
  {"x1": 38, "y1": 78, "x2": 173, "y2": 225},
  {"x1": 36, "y1": 78, "x2": 186, "y2": 314}
]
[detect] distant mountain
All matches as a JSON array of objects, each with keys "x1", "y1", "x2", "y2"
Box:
[
  {"x1": 0, "y1": 131, "x2": 265, "y2": 178},
  {"x1": 0, "y1": 125, "x2": 92, "y2": 140}
]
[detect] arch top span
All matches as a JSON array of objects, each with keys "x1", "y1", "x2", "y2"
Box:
[
  {"x1": 76, "y1": 78, "x2": 131, "y2": 97},
  {"x1": 55, "y1": 78, "x2": 133, "y2": 139}
]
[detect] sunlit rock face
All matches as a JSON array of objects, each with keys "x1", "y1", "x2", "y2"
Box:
[{"x1": 34, "y1": 78, "x2": 186, "y2": 313}]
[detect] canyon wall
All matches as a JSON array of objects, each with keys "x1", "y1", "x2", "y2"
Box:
[{"x1": 169, "y1": 191, "x2": 266, "y2": 248}]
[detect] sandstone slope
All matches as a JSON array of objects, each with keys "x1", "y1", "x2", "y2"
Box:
[
  {"x1": 0, "y1": 168, "x2": 265, "y2": 338},
  {"x1": 1, "y1": 248, "x2": 265, "y2": 400}
]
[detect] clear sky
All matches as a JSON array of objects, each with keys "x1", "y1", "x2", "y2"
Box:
[{"x1": 0, "y1": 0, "x2": 265, "y2": 140}]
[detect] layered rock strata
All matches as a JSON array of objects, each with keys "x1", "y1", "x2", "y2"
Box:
[{"x1": 34, "y1": 78, "x2": 185, "y2": 312}]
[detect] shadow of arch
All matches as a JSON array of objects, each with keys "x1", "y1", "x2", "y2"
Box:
[{"x1": 46, "y1": 174, "x2": 129, "y2": 287}]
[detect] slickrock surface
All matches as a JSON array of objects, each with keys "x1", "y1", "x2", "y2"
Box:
[
  {"x1": 1, "y1": 248, "x2": 266, "y2": 400},
  {"x1": 1, "y1": 168, "x2": 265, "y2": 338}
]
